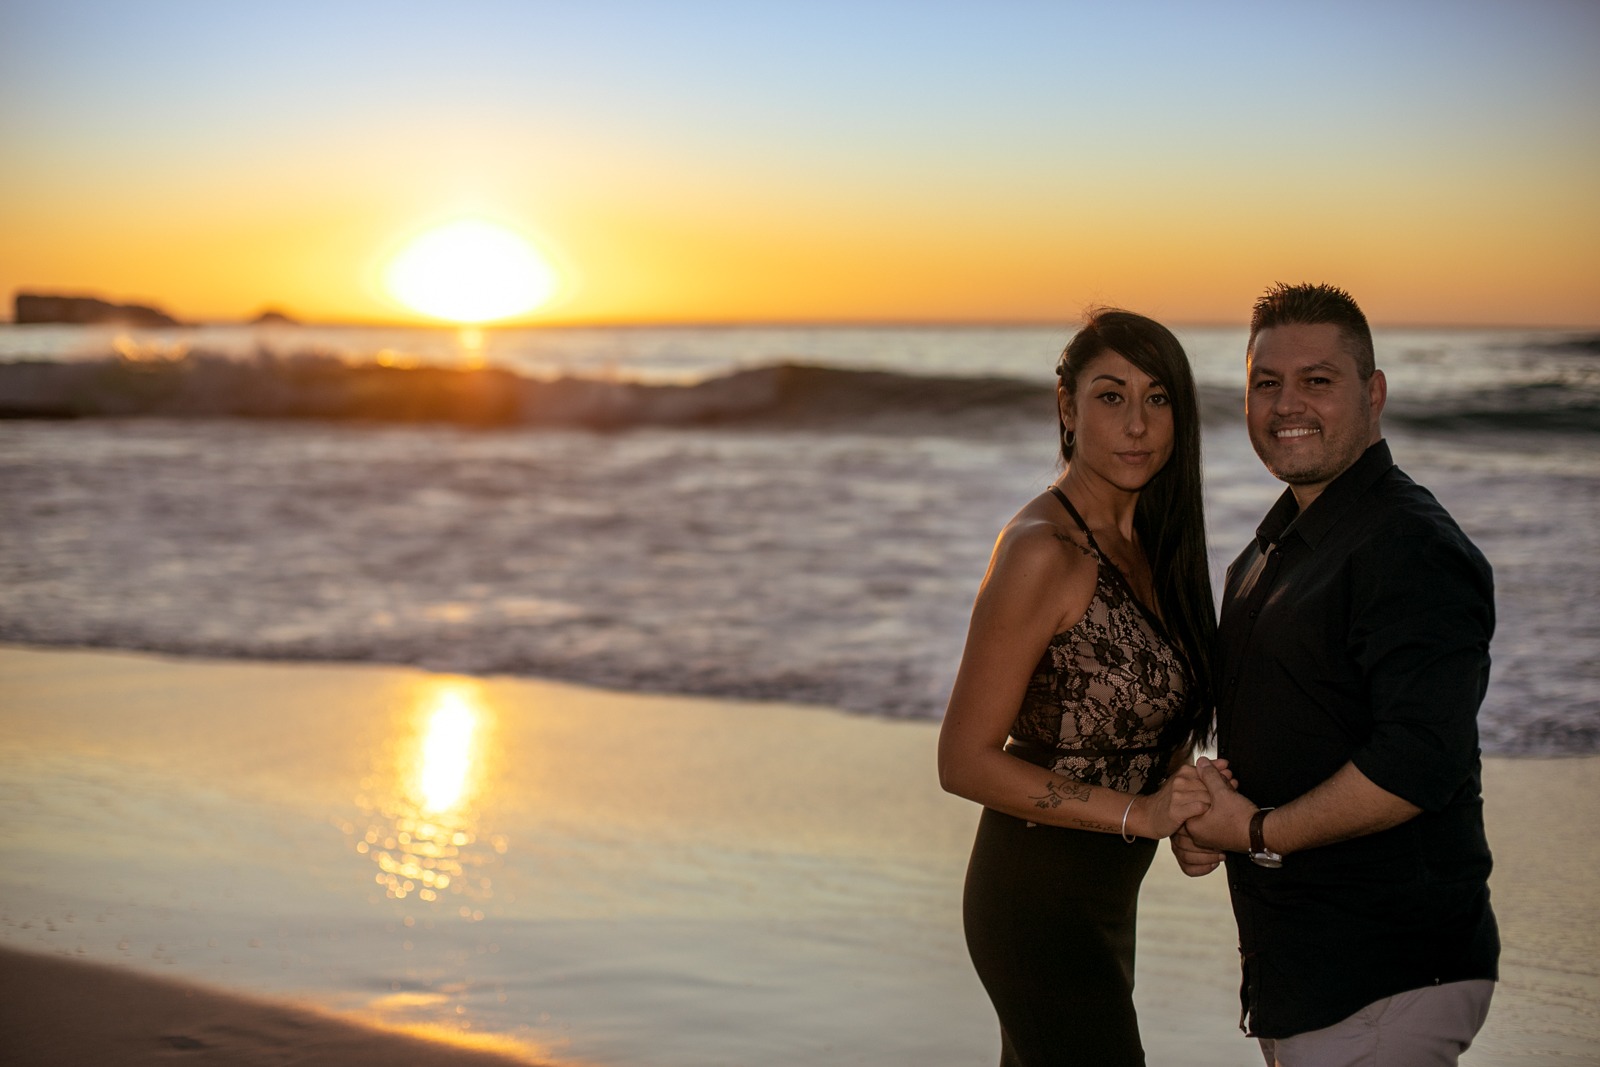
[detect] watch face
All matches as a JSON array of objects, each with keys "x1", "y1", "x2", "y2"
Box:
[{"x1": 1249, "y1": 849, "x2": 1284, "y2": 869}]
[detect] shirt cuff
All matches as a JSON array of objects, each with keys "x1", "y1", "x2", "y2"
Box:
[{"x1": 1351, "y1": 739, "x2": 1468, "y2": 812}]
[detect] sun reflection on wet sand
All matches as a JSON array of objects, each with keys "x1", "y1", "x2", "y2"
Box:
[
  {"x1": 419, "y1": 688, "x2": 475, "y2": 812},
  {"x1": 352, "y1": 678, "x2": 507, "y2": 909}
]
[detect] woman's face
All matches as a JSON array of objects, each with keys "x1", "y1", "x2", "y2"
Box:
[{"x1": 1059, "y1": 348, "x2": 1175, "y2": 493}]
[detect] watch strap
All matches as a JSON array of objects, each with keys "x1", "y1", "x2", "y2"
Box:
[
  {"x1": 1249, "y1": 807, "x2": 1283, "y2": 868},
  {"x1": 1249, "y1": 807, "x2": 1273, "y2": 854}
]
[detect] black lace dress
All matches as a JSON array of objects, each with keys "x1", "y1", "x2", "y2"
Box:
[{"x1": 962, "y1": 488, "x2": 1193, "y2": 1067}]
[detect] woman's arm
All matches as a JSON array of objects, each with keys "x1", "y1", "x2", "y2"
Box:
[{"x1": 936, "y1": 516, "x2": 1211, "y2": 840}]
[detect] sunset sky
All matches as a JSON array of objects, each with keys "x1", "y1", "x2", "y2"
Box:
[{"x1": 2, "y1": 0, "x2": 1596, "y2": 327}]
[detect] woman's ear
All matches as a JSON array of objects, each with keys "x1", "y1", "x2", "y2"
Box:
[{"x1": 1056, "y1": 381, "x2": 1075, "y2": 435}]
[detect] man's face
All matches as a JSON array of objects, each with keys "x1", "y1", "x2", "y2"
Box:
[{"x1": 1246, "y1": 322, "x2": 1386, "y2": 508}]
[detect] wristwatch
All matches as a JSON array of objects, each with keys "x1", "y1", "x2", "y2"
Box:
[{"x1": 1248, "y1": 807, "x2": 1283, "y2": 868}]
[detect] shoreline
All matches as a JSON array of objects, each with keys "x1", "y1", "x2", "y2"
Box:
[{"x1": 2, "y1": 644, "x2": 1596, "y2": 1065}]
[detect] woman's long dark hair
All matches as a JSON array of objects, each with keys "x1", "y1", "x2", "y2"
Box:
[{"x1": 1057, "y1": 309, "x2": 1216, "y2": 751}]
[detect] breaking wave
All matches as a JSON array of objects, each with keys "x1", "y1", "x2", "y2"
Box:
[
  {"x1": 2, "y1": 351, "x2": 1594, "y2": 434},
  {"x1": 0, "y1": 352, "x2": 1049, "y2": 432}
]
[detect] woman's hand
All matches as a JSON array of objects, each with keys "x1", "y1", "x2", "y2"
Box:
[
  {"x1": 1170, "y1": 826, "x2": 1224, "y2": 876},
  {"x1": 1134, "y1": 758, "x2": 1230, "y2": 839},
  {"x1": 1207, "y1": 758, "x2": 1238, "y2": 791}
]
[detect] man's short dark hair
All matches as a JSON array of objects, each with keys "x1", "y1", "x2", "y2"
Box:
[{"x1": 1248, "y1": 282, "x2": 1376, "y2": 380}]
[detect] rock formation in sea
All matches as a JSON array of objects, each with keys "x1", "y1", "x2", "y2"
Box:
[
  {"x1": 247, "y1": 308, "x2": 299, "y2": 326},
  {"x1": 13, "y1": 292, "x2": 181, "y2": 328}
]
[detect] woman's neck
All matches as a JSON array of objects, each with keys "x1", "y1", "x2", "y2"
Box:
[{"x1": 1054, "y1": 468, "x2": 1140, "y2": 542}]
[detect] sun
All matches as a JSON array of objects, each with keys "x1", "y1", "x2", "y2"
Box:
[{"x1": 383, "y1": 219, "x2": 559, "y2": 324}]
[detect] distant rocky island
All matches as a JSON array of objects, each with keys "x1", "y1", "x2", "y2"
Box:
[
  {"x1": 14, "y1": 292, "x2": 181, "y2": 327},
  {"x1": 10, "y1": 292, "x2": 300, "y2": 327},
  {"x1": 248, "y1": 309, "x2": 299, "y2": 326}
]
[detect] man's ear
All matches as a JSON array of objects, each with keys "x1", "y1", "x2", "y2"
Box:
[{"x1": 1367, "y1": 368, "x2": 1387, "y2": 428}]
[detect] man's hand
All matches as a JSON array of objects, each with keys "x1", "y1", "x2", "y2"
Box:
[
  {"x1": 1183, "y1": 756, "x2": 1258, "y2": 853},
  {"x1": 1167, "y1": 757, "x2": 1239, "y2": 876},
  {"x1": 1169, "y1": 825, "x2": 1223, "y2": 877}
]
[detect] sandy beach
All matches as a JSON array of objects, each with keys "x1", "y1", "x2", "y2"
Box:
[{"x1": 1, "y1": 644, "x2": 1596, "y2": 1065}]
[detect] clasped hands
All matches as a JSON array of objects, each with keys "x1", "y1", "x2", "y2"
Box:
[{"x1": 1167, "y1": 756, "x2": 1259, "y2": 877}]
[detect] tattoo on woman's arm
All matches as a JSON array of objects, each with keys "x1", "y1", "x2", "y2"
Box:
[
  {"x1": 1071, "y1": 819, "x2": 1120, "y2": 833},
  {"x1": 1030, "y1": 779, "x2": 1092, "y2": 808},
  {"x1": 1052, "y1": 532, "x2": 1096, "y2": 560}
]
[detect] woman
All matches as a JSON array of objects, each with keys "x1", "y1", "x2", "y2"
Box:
[{"x1": 937, "y1": 309, "x2": 1220, "y2": 1066}]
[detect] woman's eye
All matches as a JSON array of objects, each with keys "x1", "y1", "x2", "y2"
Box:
[
  {"x1": 1149, "y1": 394, "x2": 1170, "y2": 406},
  {"x1": 1096, "y1": 391, "x2": 1123, "y2": 404}
]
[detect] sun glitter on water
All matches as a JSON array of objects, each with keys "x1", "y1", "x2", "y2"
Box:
[
  {"x1": 383, "y1": 218, "x2": 559, "y2": 324},
  {"x1": 418, "y1": 688, "x2": 477, "y2": 813},
  {"x1": 352, "y1": 678, "x2": 508, "y2": 909}
]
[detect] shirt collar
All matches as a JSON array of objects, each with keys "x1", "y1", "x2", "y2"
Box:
[{"x1": 1254, "y1": 439, "x2": 1395, "y2": 551}]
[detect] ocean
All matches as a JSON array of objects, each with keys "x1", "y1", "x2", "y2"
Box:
[{"x1": 2, "y1": 322, "x2": 1596, "y2": 755}]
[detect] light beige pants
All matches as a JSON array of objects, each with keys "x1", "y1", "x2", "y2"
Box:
[{"x1": 1258, "y1": 979, "x2": 1494, "y2": 1067}]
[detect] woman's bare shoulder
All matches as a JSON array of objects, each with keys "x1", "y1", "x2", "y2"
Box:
[
  {"x1": 962, "y1": 495, "x2": 1103, "y2": 653},
  {"x1": 986, "y1": 498, "x2": 1100, "y2": 595}
]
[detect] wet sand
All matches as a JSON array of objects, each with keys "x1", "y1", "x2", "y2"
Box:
[
  {"x1": 0, "y1": 944, "x2": 546, "y2": 1067},
  {"x1": 0, "y1": 645, "x2": 1595, "y2": 1065}
]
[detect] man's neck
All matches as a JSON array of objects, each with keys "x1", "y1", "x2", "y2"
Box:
[{"x1": 1288, "y1": 484, "x2": 1324, "y2": 513}]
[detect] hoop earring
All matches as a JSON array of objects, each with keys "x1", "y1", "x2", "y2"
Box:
[{"x1": 1063, "y1": 428, "x2": 1076, "y2": 449}]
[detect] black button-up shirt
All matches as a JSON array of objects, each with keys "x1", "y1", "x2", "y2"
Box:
[{"x1": 1217, "y1": 440, "x2": 1499, "y2": 1039}]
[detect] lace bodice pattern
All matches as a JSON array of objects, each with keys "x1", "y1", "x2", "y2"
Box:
[{"x1": 1008, "y1": 494, "x2": 1191, "y2": 795}]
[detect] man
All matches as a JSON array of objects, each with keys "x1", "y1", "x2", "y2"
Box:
[{"x1": 1175, "y1": 283, "x2": 1499, "y2": 1066}]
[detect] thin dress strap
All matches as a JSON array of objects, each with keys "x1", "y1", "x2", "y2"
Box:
[
  {"x1": 1046, "y1": 485, "x2": 1099, "y2": 553},
  {"x1": 1045, "y1": 483, "x2": 1173, "y2": 645}
]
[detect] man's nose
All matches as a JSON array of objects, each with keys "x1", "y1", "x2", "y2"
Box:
[{"x1": 1274, "y1": 384, "x2": 1306, "y2": 414}]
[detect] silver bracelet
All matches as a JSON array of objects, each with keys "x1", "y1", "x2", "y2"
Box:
[{"x1": 1120, "y1": 797, "x2": 1138, "y2": 843}]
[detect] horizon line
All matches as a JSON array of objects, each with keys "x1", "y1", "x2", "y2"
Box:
[{"x1": 5, "y1": 313, "x2": 1599, "y2": 332}]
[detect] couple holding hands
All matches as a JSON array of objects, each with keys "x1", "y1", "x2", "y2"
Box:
[{"x1": 938, "y1": 283, "x2": 1498, "y2": 1067}]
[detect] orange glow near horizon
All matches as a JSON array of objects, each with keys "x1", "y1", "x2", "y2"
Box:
[
  {"x1": 7, "y1": 181, "x2": 1595, "y2": 328},
  {"x1": 3, "y1": 120, "x2": 1596, "y2": 329}
]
